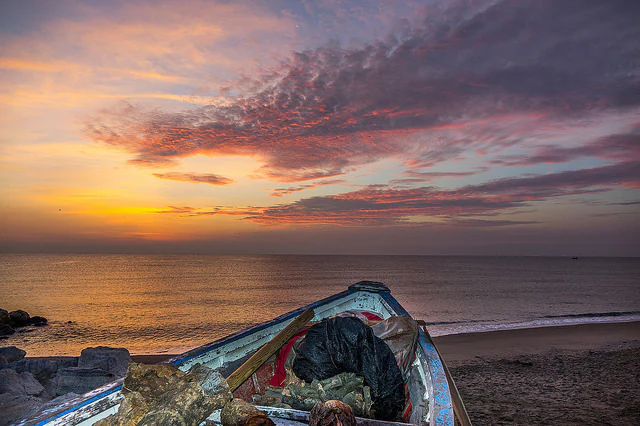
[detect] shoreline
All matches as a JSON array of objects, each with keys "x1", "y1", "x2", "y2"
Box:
[{"x1": 433, "y1": 320, "x2": 640, "y2": 362}]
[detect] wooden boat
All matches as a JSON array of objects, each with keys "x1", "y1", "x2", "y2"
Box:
[{"x1": 19, "y1": 281, "x2": 470, "y2": 426}]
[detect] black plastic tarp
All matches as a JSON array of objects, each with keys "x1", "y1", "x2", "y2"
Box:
[{"x1": 292, "y1": 316, "x2": 405, "y2": 421}]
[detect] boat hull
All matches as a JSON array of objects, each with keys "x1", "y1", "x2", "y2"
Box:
[{"x1": 18, "y1": 282, "x2": 454, "y2": 426}]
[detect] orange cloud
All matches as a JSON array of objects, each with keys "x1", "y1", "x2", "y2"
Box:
[{"x1": 152, "y1": 172, "x2": 235, "y2": 185}]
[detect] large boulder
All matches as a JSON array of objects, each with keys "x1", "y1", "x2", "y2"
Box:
[
  {"x1": 123, "y1": 363, "x2": 185, "y2": 401},
  {"x1": 78, "y1": 347, "x2": 130, "y2": 377},
  {"x1": 0, "y1": 309, "x2": 9, "y2": 326},
  {"x1": 138, "y1": 379, "x2": 227, "y2": 426},
  {"x1": 29, "y1": 316, "x2": 48, "y2": 327},
  {"x1": 0, "y1": 347, "x2": 26, "y2": 363},
  {"x1": 101, "y1": 363, "x2": 231, "y2": 426},
  {"x1": 0, "y1": 392, "x2": 43, "y2": 426},
  {"x1": 5, "y1": 357, "x2": 78, "y2": 383},
  {"x1": 9, "y1": 310, "x2": 30, "y2": 327},
  {"x1": 6, "y1": 357, "x2": 78, "y2": 399},
  {"x1": 0, "y1": 369, "x2": 44, "y2": 396},
  {"x1": 96, "y1": 391, "x2": 149, "y2": 426},
  {"x1": 54, "y1": 367, "x2": 116, "y2": 396}
]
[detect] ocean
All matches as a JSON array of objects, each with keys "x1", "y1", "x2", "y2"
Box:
[{"x1": 1, "y1": 254, "x2": 639, "y2": 357}]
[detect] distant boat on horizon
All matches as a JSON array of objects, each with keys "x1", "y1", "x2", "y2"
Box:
[{"x1": 572, "y1": 256, "x2": 579, "y2": 260}]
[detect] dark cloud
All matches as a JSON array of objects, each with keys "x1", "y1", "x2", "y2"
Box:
[
  {"x1": 464, "y1": 161, "x2": 640, "y2": 196},
  {"x1": 171, "y1": 160, "x2": 639, "y2": 225},
  {"x1": 391, "y1": 167, "x2": 488, "y2": 185},
  {"x1": 448, "y1": 219, "x2": 539, "y2": 227},
  {"x1": 85, "y1": 0, "x2": 640, "y2": 180},
  {"x1": 609, "y1": 201, "x2": 640, "y2": 206},
  {"x1": 152, "y1": 172, "x2": 235, "y2": 185},
  {"x1": 270, "y1": 179, "x2": 346, "y2": 197},
  {"x1": 489, "y1": 128, "x2": 640, "y2": 167}
]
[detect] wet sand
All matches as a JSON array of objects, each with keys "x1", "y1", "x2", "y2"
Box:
[{"x1": 435, "y1": 322, "x2": 640, "y2": 425}]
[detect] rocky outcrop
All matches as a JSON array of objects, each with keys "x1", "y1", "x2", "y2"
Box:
[
  {"x1": 0, "y1": 310, "x2": 9, "y2": 326},
  {"x1": 6, "y1": 357, "x2": 78, "y2": 399},
  {"x1": 7, "y1": 357, "x2": 77, "y2": 382},
  {"x1": 55, "y1": 366, "x2": 118, "y2": 396},
  {"x1": 99, "y1": 363, "x2": 233, "y2": 426},
  {"x1": 0, "y1": 308, "x2": 48, "y2": 339},
  {"x1": 0, "y1": 392, "x2": 43, "y2": 426},
  {"x1": 0, "y1": 347, "x2": 26, "y2": 364},
  {"x1": 29, "y1": 316, "x2": 48, "y2": 327},
  {"x1": 123, "y1": 362, "x2": 185, "y2": 401},
  {"x1": 0, "y1": 346, "x2": 130, "y2": 425},
  {"x1": 8, "y1": 310, "x2": 30, "y2": 328},
  {"x1": 0, "y1": 369, "x2": 44, "y2": 396},
  {"x1": 79, "y1": 347, "x2": 131, "y2": 377},
  {"x1": 0, "y1": 325, "x2": 15, "y2": 338}
]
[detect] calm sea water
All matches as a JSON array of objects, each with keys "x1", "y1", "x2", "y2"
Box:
[{"x1": 1, "y1": 254, "x2": 639, "y2": 356}]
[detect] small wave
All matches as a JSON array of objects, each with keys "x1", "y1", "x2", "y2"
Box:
[
  {"x1": 540, "y1": 311, "x2": 640, "y2": 319},
  {"x1": 422, "y1": 319, "x2": 485, "y2": 326},
  {"x1": 428, "y1": 312, "x2": 640, "y2": 337}
]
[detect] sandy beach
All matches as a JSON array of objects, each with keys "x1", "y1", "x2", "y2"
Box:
[{"x1": 436, "y1": 322, "x2": 640, "y2": 425}]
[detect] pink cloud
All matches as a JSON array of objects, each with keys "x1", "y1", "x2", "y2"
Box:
[
  {"x1": 157, "y1": 160, "x2": 638, "y2": 225},
  {"x1": 152, "y1": 172, "x2": 235, "y2": 185},
  {"x1": 84, "y1": 0, "x2": 640, "y2": 181}
]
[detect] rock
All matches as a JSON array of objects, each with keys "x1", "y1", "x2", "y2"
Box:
[
  {"x1": 0, "y1": 369, "x2": 44, "y2": 396},
  {"x1": 0, "y1": 309, "x2": 9, "y2": 326},
  {"x1": 137, "y1": 409, "x2": 187, "y2": 426},
  {"x1": 0, "y1": 346, "x2": 27, "y2": 363},
  {"x1": 9, "y1": 310, "x2": 30, "y2": 327},
  {"x1": 0, "y1": 356, "x2": 7, "y2": 367},
  {"x1": 0, "y1": 369, "x2": 25, "y2": 394},
  {"x1": 6, "y1": 357, "x2": 78, "y2": 400},
  {"x1": 184, "y1": 364, "x2": 232, "y2": 413},
  {"x1": 123, "y1": 363, "x2": 185, "y2": 401},
  {"x1": 6, "y1": 357, "x2": 78, "y2": 383},
  {"x1": 114, "y1": 390, "x2": 149, "y2": 425},
  {"x1": 186, "y1": 364, "x2": 231, "y2": 396},
  {"x1": 0, "y1": 324, "x2": 15, "y2": 337},
  {"x1": 221, "y1": 398, "x2": 275, "y2": 426},
  {"x1": 136, "y1": 380, "x2": 214, "y2": 426},
  {"x1": 94, "y1": 415, "x2": 116, "y2": 426},
  {"x1": 29, "y1": 316, "x2": 48, "y2": 327},
  {"x1": 20, "y1": 372, "x2": 45, "y2": 396},
  {"x1": 78, "y1": 347, "x2": 130, "y2": 377},
  {"x1": 54, "y1": 367, "x2": 116, "y2": 396},
  {"x1": 113, "y1": 363, "x2": 230, "y2": 426},
  {"x1": 0, "y1": 392, "x2": 43, "y2": 426}
]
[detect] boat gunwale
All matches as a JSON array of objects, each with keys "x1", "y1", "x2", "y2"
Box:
[{"x1": 169, "y1": 288, "x2": 357, "y2": 367}]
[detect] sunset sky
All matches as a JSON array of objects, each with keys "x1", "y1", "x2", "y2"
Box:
[{"x1": 1, "y1": 0, "x2": 639, "y2": 256}]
